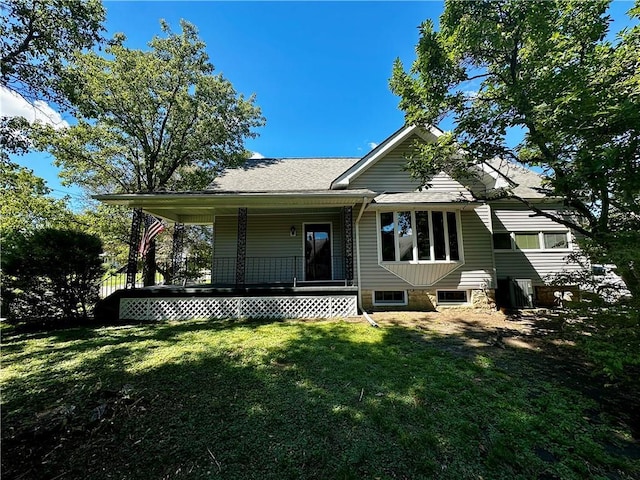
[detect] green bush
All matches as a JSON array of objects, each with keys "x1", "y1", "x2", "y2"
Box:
[{"x1": 1, "y1": 228, "x2": 103, "y2": 322}]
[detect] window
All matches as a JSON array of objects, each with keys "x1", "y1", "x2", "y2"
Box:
[
  {"x1": 380, "y1": 212, "x2": 395, "y2": 261},
  {"x1": 514, "y1": 233, "x2": 540, "y2": 250},
  {"x1": 543, "y1": 232, "x2": 568, "y2": 249},
  {"x1": 437, "y1": 290, "x2": 468, "y2": 304},
  {"x1": 373, "y1": 291, "x2": 407, "y2": 306},
  {"x1": 416, "y1": 211, "x2": 430, "y2": 260},
  {"x1": 378, "y1": 210, "x2": 462, "y2": 262},
  {"x1": 447, "y1": 212, "x2": 460, "y2": 261},
  {"x1": 493, "y1": 232, "x2": 512, "y2": 250},
  {"x1": 506, "y1": 232, "x2": 571, "y2": 250},
  {"x1": 397, "y1": 211, "x2": 413, "y2": 261}
]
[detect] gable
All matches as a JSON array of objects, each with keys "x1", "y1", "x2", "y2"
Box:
[{"x1": 348, "y1": 133, "x2": 424, "y2": 192}]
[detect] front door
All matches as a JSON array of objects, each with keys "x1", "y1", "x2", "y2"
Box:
[{"x1": 305, "y1": 224, "x2": 332, "y2": 281}]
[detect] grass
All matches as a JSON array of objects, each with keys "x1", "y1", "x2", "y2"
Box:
[{"x1": 1, "y1": 317, "x2": 638, "y2": 479}]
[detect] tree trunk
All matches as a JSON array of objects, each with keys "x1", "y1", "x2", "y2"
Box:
[
  {"x1": 617, "y1": 265, "x2": 640, "y2": 302},
  {"x1": 143, "y1": 241, "x2": 157, "y2": 287}
]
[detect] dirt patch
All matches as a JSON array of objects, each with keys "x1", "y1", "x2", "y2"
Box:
[{"x1": 367, "y1": 308, "x2": 640, "y2": 446}]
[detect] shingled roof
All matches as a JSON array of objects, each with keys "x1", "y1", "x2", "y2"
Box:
[{"x1": 208, "y1": 157, "x2": 360, "y2": 192}]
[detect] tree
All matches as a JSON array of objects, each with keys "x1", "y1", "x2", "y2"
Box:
[
  {"x1": 35, "y1": 20, "x2": 265, "y2": 285},
  {"x1": 1, "y1": 0, "x2": 105, "y2": 106},
  {"x1": 390, "y1": 0, "x2": 640, "y2": 297},
  {"x1": 0, "y1": 162, "x2": 76, "y2": 233},
  {"x1": 0, "y1": 0, "x2": 105, "y2": 241}
]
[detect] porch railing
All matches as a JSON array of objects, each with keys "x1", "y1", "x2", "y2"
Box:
[{"x1": 100, "y1": 255, "x2": 353, "y2": 296}]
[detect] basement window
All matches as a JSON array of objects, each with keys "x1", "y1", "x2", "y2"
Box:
[
  {"x1": 373, "y1": 291, "x2": 407, "y2": 306},
  {"x1": 436, "y1": 290, "x2": 469, "y2": 305}
]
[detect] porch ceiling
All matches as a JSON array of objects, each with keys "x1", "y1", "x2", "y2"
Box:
[{"x1": 94, "y1": 190, "x2": 374, "y2": 224}]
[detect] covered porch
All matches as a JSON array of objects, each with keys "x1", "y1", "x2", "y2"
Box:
[{"x1": 96, "y1": 190, "x2": 373, "y2": 320}]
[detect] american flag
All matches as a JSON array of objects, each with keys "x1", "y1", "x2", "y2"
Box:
[{"x1": 138, "y1": 215, "x2": 166, "y2": 256}]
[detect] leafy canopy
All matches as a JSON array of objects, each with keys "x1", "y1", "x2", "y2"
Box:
[
  {"x1": 391, "y1": 0, "x2": 639, "y2": 234},
  {"x1": 0, "y1": 162, "x2": 76, "y2": 233},
  {"x1": 36, "y1": 20, "x2": 265, "y2": 194},
  {"x1": 390, "y1": 0, "x2": 640, "y2": 293},
  {"x1": 0, "y1": 0, "x2": 105, "y2": 106}
]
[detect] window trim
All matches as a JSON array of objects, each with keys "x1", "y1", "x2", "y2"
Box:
[
  {"x1": 377, "y1": 209, "x2": 464, "y2": 264},
  {"x1": 372, "y1": 290, "x2": 408, "y2": 306},
  {"x1": 436, "y1": 290, "x2": 470, "y2": 305},
  {"x1": 493, "y1": 231, "x2": 572, "y2": 252}
]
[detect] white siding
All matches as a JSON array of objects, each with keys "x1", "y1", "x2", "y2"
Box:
[
  {"x1": 490, "y1": 203, "x2": 583, "y2": 285},
  {"x1": 494, "y1": 251, "x2": 582, "y2": 286},
  {"x1": 348, "y1": 134, "x2": 485, "y2": 195},
  {"x1": 491, "y1": 203, "x2": 571, "y2": 231},
  {"x1": 357, "y1": 207, "x2": 495, "y2": 290},
  {"x1": 433, "y1": 206, "x2": 495, "y2": 289},
  {"x1": 425, "y1": 172, "x2": 477, "y2": 200},
  {"x1": 349, "y1": 135, "x2": 423, "y2": 192}
]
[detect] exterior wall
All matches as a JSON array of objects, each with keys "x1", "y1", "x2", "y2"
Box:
[
  {"x1": 349, "y1": 135, "x2": 423, "y2": 192},
  {"x1": 356, "y1": 205, "x2": 495, "y2": 292},
  {"x1": 349, "y1": 134, "x2": 485, "y2": 194},
  {"x1": 491, "y1": 203, "x2": 583, "y2": 287},
  {"x1": 213, "y1": 211, "x2": 347, "y2": 283},
  {"x1": 360, "y1": 289, "x2": 436, "y2": 312},
  {"x1": 359, "y1": 288, "x2": 495, "y2": 312}
]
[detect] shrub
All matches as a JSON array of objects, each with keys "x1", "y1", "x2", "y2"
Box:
[{"x1": 1, "y1": 228, "x2": 103, "y2": 322}]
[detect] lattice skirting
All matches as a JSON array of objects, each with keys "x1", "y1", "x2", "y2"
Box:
[{"x1": 119, "y1": 295, "x2": 358, "y2": 321}]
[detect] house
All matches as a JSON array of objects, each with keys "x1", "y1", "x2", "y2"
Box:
[{"x1": 96, "y1": 125, "x2": 583, "y2": 321}]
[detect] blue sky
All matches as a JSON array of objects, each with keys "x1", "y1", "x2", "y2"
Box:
[{"x1": 7, "y1": 0, "x2": 637, "y2": 205}]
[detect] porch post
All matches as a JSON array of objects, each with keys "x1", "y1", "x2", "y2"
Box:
[
  {"x1": 171, "y1": 223, "x2": 185, "y2": 285},
  {"x1": 125, "y1": 208, "x2": 143, "y2": 289},
  {"x1": 235, "y1": 208, "x2": 247, "y2": 285},
  {"x1": 343, "y1": 206, "x2": 354, "y2": 284}
]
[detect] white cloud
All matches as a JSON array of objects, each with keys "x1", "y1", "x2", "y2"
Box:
[
  {"x1": 249, "y1": 151, "x2": 265, "y2": 159},
  {"x1": 0, "y1": 86, "x2": 69, "y2": 129},
  {"x1": 368, "y1": 142, "x2": 378, "y2": 150}
]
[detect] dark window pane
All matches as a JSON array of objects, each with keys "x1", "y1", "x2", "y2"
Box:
[
  {"x1": 380, "y1": 212, "x2": 395, "y2": 261},
  {"x1": 493, "y1": 233, "x2": 512, "y2": 250},
  {"x1": 374, "y1": 291, "x2": 406, "y2": 304},
  {"x1": 437, "y1": 290, "x2": 468, "y2": 303},
  {"x1": 398, "y1": 211, "x2": 413, "y2": 261},
  {"x1": 432, "y1": 211, "x2": 446, "y2": 260},
  {"x1": 447, "y1": 212, "x2": 459, "y2": 260},
  {"x1": 416, "y1": 211, "x2": 431, "y2": 260}
]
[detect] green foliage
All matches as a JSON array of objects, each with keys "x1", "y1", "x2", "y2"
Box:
[
  {"x1": 0, "y1": 0, "x2": 106, "y2": 106},
  {"x1": 391, "y1": 0, "x2": 640, "y2": 294},
  {"x1": 565, "y1": 304, "x2": 640, "y2": 381},
  {"x1": 1, "y1": 228, "x2": 103, "y2": 321},
  {"x1": 0, "y1": 162, "x2": 76, "y2": 233},
  {"x1": 77, "y1": 204, "x2": 132, "y2": 261},
  {"x1": 35, "y1": 19, "x2": 264, "y2": 195},
  {"x1": 1, "y1": 319, "x2": 637, "y2": 479}
]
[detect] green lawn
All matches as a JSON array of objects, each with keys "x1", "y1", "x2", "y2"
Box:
[{"x1": 1, "y1": 318, "x2": 638, "y2": 479}]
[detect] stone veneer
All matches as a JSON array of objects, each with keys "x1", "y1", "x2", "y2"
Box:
[{"x1": 361, "y1": 289, "x2": 497, "y2": 312}]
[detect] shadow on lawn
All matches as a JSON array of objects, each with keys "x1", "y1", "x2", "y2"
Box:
[{"x1": 2, "y1": 317, "x2": 639, "y2": 480}]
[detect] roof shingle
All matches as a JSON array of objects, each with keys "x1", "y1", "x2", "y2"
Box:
[{"x1": 208, "y1": 157, "x2": 360, "y2": 192}]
